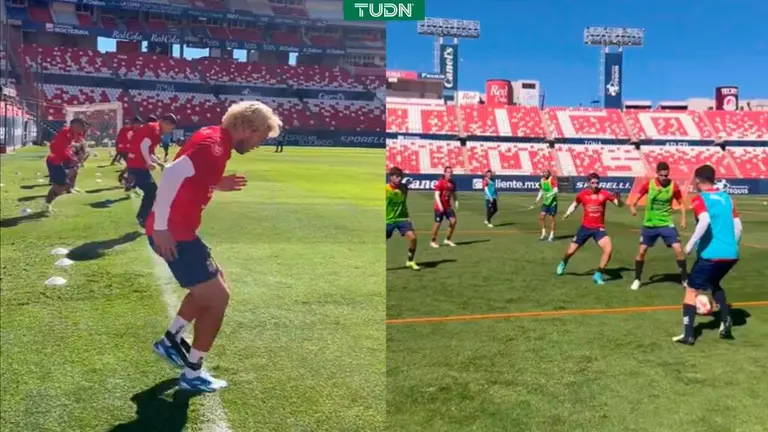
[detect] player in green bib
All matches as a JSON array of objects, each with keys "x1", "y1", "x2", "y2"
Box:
[
  {"x1": 387, "y1": 167, "x2": 420, "y2": 271},
  {"x1": 535, "y1": 169, "x2": 558, "y2": 241},
  {"x1": 628, "y1": 162, "x2": 688, "y2": 291}
]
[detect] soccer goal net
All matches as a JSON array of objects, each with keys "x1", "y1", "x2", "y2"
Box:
[{"x1": 64, "y1": 102, "x2": 123, "y2": 147}]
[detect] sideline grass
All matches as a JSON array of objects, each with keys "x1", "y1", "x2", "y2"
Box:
[
  {"x1": 1, "y1": 146, "x2": 384, "y2": 431},
  {"x1": 387, "y1": 191, "x2": 768, "y2": 432}
]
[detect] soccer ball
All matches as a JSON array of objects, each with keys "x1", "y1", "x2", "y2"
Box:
[{"x1": 695, "y1": 294, "x2": 714, "y2": 315}]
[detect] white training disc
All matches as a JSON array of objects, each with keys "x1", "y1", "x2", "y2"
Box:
[
  {"x1": 1, "y1": 183, "x2": 4, "y2": 187},
  {"x1": 95, "y1": 172, "x2": 102, "y2": 177},
  {"x1": 50, "y1": 247, "x2": 69, "y2": 255},
  {"x1": 55, "y1": 258, "x2": 75, "y2": 267},
  {"x1": 36, "y1": 172, "x2": 41, "y2": 176},
  {"x1": 20, "y1": 208, "x2": 32, "y2": 216},
  {"x1": 96, "y1": 178, "x2": 103, "y2": 182},
  {"x1": 37, "y1": 178, "x2": 44, "y2": 183},
  {"x1": 45, "y1": 276, "x2": 67, "y2": 286}
]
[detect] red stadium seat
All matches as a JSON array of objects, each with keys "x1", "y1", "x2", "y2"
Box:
[
  {"x1": 726, "y1": 147, "x2": 768, "y2": 178},
  {"x1": 623, "y1": 110, "x2": 714, "y2": 140},
  {"x1": 130, "y1": 90, "x2": 220, "y2": 126},
  {"x1": 386, "y1": 106, "x2": 410, "y2": 132},
  {"x1": 23, "y1": 45, "x2": 113, "y2": 77},
  {"x1": 466, "y1": 142, "x2": 556, "y2": 175},
  {"x1": 219, "y1": 96, "x2": 316, "y2": 129},
  {"x1": 640, "y1": 146, "x2": 737, "y2": 180},
  {"x1": 386, "y1": 139, "x2": 463, "y2": 174},
  {"x1": 545, "y1": 108, "x2": 630, "y2": 139},
  {"x1": 555, "y1": 144, "x2": 646, "y2": 176},
  {"x1": 705, "y1": 111, "x2": 768, "y2": 141},
  {"x1": 420, "y1": 105, "x2": 458, "y2": 134},
  {"x1": 108, "y1": 52, "x2": 201, "y2": 82},
  {"x1": 307, "y1": 100, "x2": 385, "y2": 131}
]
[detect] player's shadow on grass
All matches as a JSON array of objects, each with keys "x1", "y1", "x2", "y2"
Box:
[
  {"x1": 107, "y1": 378, "x2": 199, "y2": 432},
  {"x1": 454, "y1": 239, "x2": 490, "y2": 246},
  {"x1": 89, "y1": 196, "x2": 131, "y2": 209},
  {"x1": 565, "y1": 266, "x2": 632, "y2": 281},
  {"x1": 644, "y1": 273, "x2": 682, "y2": 287},
  {"x1": 694, "y1": 308, "x2": 751, "y2": 339},
  {"x1": 17, "y1": 194, "x2": 47, "y2": 202},
  {"x1": 0, "y1": 212, "x2": 47, "y2": 228},
  {"x1": 67, "y1": 232, "x2": 143, "y2": 261},
  {"x1": 86, "y1": 186, "x2": 122, "y2": 194},
  {"x1": 494, "y1": 222, "x2": 515, "y2": 227},
  {"x1": 19, "y1": 183, "x2": 49, "y2": 190},
  {"x1": 388, "y1": 259, "x2": 457, "y2": 271}
]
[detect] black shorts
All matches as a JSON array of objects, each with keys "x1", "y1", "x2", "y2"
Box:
[
  {"x1": 148, "y1": 236, "x2": 220, "y2": 288},
  {"x1": 46, "y1": 160, "x2": 68, "y2": 186}
]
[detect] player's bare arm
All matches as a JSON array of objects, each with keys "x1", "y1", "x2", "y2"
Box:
[
  {"x1": 674, "y1": 187, "x2": 688, "y2": 229},
  {"x1": 562, "y1": 200, "x2": 580, "y2": 220},
  {"x1": 434, "y1": 190, "x2": 444, "y2": 212},
  {"x1": 216, "y1": 174, "x2": 247, "y2": 192}
]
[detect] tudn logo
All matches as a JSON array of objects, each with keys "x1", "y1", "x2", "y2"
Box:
[
  {"x1": 606, "y1": 65, "x2": 620, "y2": 97},
  {"x1": 354, "y1": 2, "x2": 414, "y2": 18},
  {"x1": 443, "y1": 46, "x2": 455, "y2": 89}
]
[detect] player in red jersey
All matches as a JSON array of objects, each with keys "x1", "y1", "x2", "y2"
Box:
[
  {"x1": 557, "y1": 172, "x2": 623, "y2": 284},
  {"x1": 148, "y1": 101, "x2": 282, "y2": 392},
  {"x1": 112, "y1": 116, "x2": 143, "y2": 166},
  {"x1": 42, "y1": 118, "x2": 86, "y2": 213},
  {"x1": 125, "y1": 114, "x2": 176, "y2": 228},
  {"x1": 430, "y1": 166, "x2": 459, "y2": 248}
]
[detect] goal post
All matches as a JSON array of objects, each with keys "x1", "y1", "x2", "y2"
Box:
[{"x1": 64, "y1": 102, "x2": 123, "y2": 147}]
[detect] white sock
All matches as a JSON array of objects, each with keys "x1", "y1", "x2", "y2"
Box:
[
  {"x1": 183, "y1": 349, "x2": 207, "y2": 378},
  {"x1": 549, "y1": 231, "x2": 554, "y2": 238},
  {"x1": 167, "y1": 316, "x2": 189, "y2": 341},
  {"x1": 541, "y1": 228, "x2": 546, "y2": 236}
]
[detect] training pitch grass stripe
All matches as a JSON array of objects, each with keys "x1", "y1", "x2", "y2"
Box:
[
  {"x1": 386, "y1": 300, "x2": 768, "y2": 325},
  {"x1": 150, "y1": 250, "x2": 232, "y2": 432}
]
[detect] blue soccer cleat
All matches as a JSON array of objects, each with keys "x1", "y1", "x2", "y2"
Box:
[
  {"x1": 153, "y1": 338, "x2": 186, "y2": 368},
  {"x1": 556, "y1": 261, "x2": 566, "y2": 276},
  {"x1": 593, "y1": 272, "x2": 605, "y2": 285},
  {"x1": 179, "y1": 370, "x2": 228, "y2": 393}
]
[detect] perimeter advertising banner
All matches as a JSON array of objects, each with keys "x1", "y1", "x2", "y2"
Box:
[
  {"x1": 439, "y1": 44, "x2": 458, "y2": 91},
  {"x1": 604, "y1": 52, "x2": 623, "y2": 109},
  {"x1": 715, "y1": 86, "x2": 739, "y2": 111}
]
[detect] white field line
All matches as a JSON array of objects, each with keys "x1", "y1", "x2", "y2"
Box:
[{"x1": 150, "y1": 247, "x2": 232, "y2": 432}]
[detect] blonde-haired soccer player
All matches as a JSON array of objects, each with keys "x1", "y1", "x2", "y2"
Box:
[{"x1": 147, "y1": 101, "x2": 282, "y2": 392}]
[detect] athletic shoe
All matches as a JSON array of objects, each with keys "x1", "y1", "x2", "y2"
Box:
[
  {"x1": 630, "y1": 279, "x2": 641, "y2": 291},
  {"x1": 443, "y1": 240, "x2": 457, "y2": 247},
  {"x1": 556, "y1": 261, "x2": 566, "y2": 276},
  {"x1": 153, "y1": 338, "x2": 186, "y2": 368},
  {"x1": 430, "y1": 241, "x2": 439, "y2": 248},
  {"x1": 593, "y1": 272, "x2": 605, "y2": 285},
  {"x1": 719, "y1": 317, "x2": 734, "y2": 340},
  {"x1": 178, "y1": 370, "x2": 228, "y2": 393},
  {"x1": 406, "y1": 261, "x2": 420, "y2": 271},
  {"x1": 672, "y1": 334, "x2": 695, "y2": 345}
]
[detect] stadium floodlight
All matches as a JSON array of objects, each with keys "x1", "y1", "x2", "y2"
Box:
[
  {"x1": 417, "y1": 18, "x2": 480, "y2": 38},
  {"x1": 583, "y1": 27, "x2": 645, "y2": 47}
]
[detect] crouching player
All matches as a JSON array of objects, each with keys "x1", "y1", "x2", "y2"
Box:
[
  {"x1": 42, "y1": 118, "x2": 86, "y2": 213},
  {"x1": 386, "y1": 167, "x2": 420, "y2": 271},
  {"x1": 675, "y1": 164, "x2": 741, "y2": 345},
  {"x1": 148, "y1": 101, "x2": 282, "y2": 391},
  {"x1": 557, "y1": 173, "x2": 623, "y2": 285}
]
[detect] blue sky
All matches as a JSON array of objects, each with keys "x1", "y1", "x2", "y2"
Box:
[{"x1": 386, "y1": 0, "x2": 768, "y2": 106}]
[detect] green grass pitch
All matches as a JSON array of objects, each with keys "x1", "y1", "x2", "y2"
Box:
[
  {"x1": 387, "y1": 191, "x2": 768, "y2": 432},
  {"x1": 1, "y1": 146, "x2": 384, "y2": 431}
]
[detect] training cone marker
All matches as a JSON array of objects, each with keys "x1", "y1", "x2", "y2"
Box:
[
  {"x1": 55, "y1": 258, "x2": 74, "y2": 267},
  {"x1": 45, "y1": 276, "x2": 67, "y2": 287},
  {"x1": 51, "y1": 247, "x2": 69, "y2": 256},
  {"x1": 20, "y1": 208, "x2": 32, "y2": 216}
]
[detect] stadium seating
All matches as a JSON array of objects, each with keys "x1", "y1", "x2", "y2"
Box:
[
  {"x1": 130, "y1": 90, "x2": 220, "y2": 126},
  {"x1": 39, "y1": 84, "x2": 126, "y2": 120},
  {"x1": 727, "y1": 147, "x2": 768, "y2": 178},
  {"x1": 623, "y1": 109, "x2": 714, "y2": 140},
  {"x1": 466, "y1": 142, "x2": 555, "y2": 175},
  {"x1": 545, "y1": 108, "x2": 631, "y2": 139},
  {"x1": 421, "y1": 105, "x2": 459, "y2": 134},
  {"x1": 219, "y1": 95, "x2": 315, "y2": 129},
  {"x1": 108, "y1": 53, "x2": 202, "y2": 82},
  {"x1": 307, "y1": 100, "x2": 384, "y2": 131},
  {"x1": 23, "y1": 46, "x2": 113, "y2": 77},
  {"x1": 705, "y1": 111, "x2": 768, "y2": 140},
  {"x1": 641, "y1": 145, "x2": 738, "y2": 180},
  {"x1": 556, "y1": 144, "x2": 646, "y2": 177},
  {"x1": 386, "y1": 139, "x2": 463, "y2": 174}
]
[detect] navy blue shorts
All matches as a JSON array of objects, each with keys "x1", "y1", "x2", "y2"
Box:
[
  {"x1": 572, "y1": 226, "x2": 608, "y2": 246},
  {"x1": 46, "y1": 160, "x2": 68, "y2": 186},
  {"x1": 486, "y1": 199, "x2": 498, "y2": 211},
  {"x1": 687, "y1": 259, "x2": 737, "y2": 292},
  {"x1": 127, "y1": 168, "x2": 155, "y2": 189},
  {"x1": 434, "y1": 209, "x2": 456, "y2": 223},
  {"x1": 541, "y1": 203, "x2": 558, "y2": 216},
  {"x1": 148, "y1": 236, "x2": 220, "y2": 288},
  {"x1": 640, "y1": 226, "x2": 680, "y2": 247},
  {"x1": 386, "y1": 220, "x2": 414, "y2": 239}
]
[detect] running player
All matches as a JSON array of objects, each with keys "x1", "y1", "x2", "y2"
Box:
[
  {"x1": 628, "y1": 162, "x2": 688, "y2": 290},
  {"x1": 67, "y1": 135, "x2": 89, "y2": 193},
  {"x1": 125, "y1": 114, "x2": 176, "y2": 228},
  {"x1": 160, "y1": 133, "x2": 172, "y2": 163},
  {"x1": 535, "y1": 169, "x2": 558, "y2": 241},
  {"x1": 675, "y1": 164, "x2": 741, "y2": 345},
  {"x1": 386, "y1": 167, "x2": 420, "y2": 270},
  {"x1": 112, "y1": 117, "x2": 142, "y2": 165},
  {"x1": 430, "y1": 166, "x2": 458, "y2": 248},
  {"x1": 148, "y1": 101, "x2": 282, "y2": 392},
  {"x1": 556, "y1": 172, "x2": 623, "y2": 284},
  {"x1": 42, "y1": 118, "x2": 86, "y2": 213},
  {"x1": 483, "y1": 169, "x2": 498, "y2": 227}
]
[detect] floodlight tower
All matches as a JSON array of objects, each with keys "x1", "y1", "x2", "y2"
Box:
[
  {"x1": 417, "y1": 18, "x2": 480, "y2": 138},
  {"x1": 584, "y1": 27, "x2": 644, "y2": 108}
]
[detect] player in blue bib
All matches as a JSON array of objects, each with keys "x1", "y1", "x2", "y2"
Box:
[
  {"x1": 676, "y1": 164, "x2": 742, "y2": 345},
  {"x1": 483, "y1": 170, "x2": 498, "y2": 227}
]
